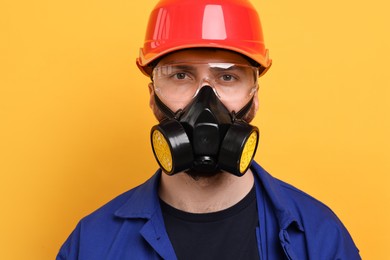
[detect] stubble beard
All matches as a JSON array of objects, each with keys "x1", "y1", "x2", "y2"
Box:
[{"x1": 184, "y1": 168, "x2": 224, "y2": 181}]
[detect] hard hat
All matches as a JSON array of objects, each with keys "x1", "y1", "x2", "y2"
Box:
[{"x1": 136, "y1": 0, "x2": 272, "y2": 77}]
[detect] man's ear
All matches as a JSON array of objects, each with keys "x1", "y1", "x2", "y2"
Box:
[
  {"x1": 148, "y1": 82, "x2": 155, "y2": 110},
  {"x1": 253, "y1": 85, "x2": 259, "y2": 113}
]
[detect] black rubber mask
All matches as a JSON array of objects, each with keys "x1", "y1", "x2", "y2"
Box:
[{"x1": 150, "y1": 86, "x2": 259, "y2": 176}]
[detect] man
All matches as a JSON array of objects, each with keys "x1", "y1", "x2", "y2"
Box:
[{"x1": 57, "y1": 0, "x2": 361, "y2": 259}]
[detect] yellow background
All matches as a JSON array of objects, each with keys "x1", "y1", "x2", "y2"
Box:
[{"x1": 1, "y1": 0, "x2": 389, "y2": 259}]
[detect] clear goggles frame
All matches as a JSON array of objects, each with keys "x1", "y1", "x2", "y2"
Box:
[{"x1": 152, "y1": 62, "x2": 259, "y2": 103}]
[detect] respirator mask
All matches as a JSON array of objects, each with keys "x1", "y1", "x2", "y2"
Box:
[{"x1": 150, "y1": 62, "x2": 260, "y2": 177}]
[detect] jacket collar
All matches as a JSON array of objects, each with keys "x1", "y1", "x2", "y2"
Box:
[
  {"x1": 114, "y1": 170, "x2": 162, "y2": 219},
  {"x1": 114, "y1": 162, "x2": 304, "y2": 232},
  {"x1": 251, "y1": 162, "x2": 304, "y2": 232}
]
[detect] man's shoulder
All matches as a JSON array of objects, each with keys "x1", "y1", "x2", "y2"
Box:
[
  {"x1": 270, "y1": 175, "x2": 344, "y2": 224},
  {"x1": 278, "y1": 179, "x2": 360, "y2": 258},
  {"x1": 80, "y1": 172, "x2": 160, "y2": 227},
  {"x1": 252, "y1": 162, "x2": 339, "y2": 219},
  {"x1": 276, "y1": 178, "x2": 337, "y2": 217},
  {"x1": 252, "y1": 163, "x2": 360, "y2": 258},
  {"x1": 57, "y1": 174, "x2": 161, "y2": 259},
  {"x1": 252, "y1": 162, "x2": 352, "y2": 232},
  {"x1": 76, "y1": 184, "x2": 140, "y2": 230}
]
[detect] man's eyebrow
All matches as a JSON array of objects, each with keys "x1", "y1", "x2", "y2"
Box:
[
  {"x1": 155, "y1": 64, "x2": 197, "y2": 75},
  {"x1": 209, "y1": 65, "x2": 243, "y2": 72},
  {"x1": 169, "y1": 64, "x2": 196, "y2": 70},
  {"x1": 157, "y1": 64, "x2": 197, "y2": 72}
]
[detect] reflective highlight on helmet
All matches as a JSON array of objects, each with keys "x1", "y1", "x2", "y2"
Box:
[
  {"x1": 153, "y1": 62, "x2": 258, "y2": 103},
  {"x1": 202, "y1": 5, "x2": 226, "y2": 40},
  {"x1": 152, "y1": 129, "x2": 173, "y2": 173},
  {"x1": 239, "y1": 131, "x2": 258, "y2": 174}
]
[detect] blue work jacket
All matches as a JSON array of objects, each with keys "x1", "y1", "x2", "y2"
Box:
[{"x1": 57, "y1": 162, "x2": 360, "y2": 259}]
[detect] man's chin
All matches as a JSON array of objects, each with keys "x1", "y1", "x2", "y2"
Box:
[{"x1": 184, "y1": 168, "x2": 224, "y2": 181}]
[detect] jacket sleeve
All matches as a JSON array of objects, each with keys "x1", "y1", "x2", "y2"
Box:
[
  {"x1": 298, "y1": 203, "x2": 361, "y2": 260},
  {"x1": 281, "y1": 182, "x2": 361, "y2": 260},
  {"x1": 56, "y1": 222, "x2": 81, "y2": 260},
  {"x1": 317, "y1": 217, "x2": 361, "y2": 260}
]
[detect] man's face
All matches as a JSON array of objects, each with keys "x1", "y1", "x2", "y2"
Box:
[
  {"x1": 148, "y1": 49, "x2": 260, "y2": 178},
  {"x1": 149, "y1": 49, "x2": 259, "y2": 122}
]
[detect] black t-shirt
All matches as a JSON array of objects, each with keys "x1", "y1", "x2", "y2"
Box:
[{"x1": 160, "y1": 186, "x2": 260, "y2": 260}]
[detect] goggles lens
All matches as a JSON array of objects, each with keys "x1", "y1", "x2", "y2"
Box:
[{"x1": 152, "y1": 63, "x2": 259, "y2": 103}]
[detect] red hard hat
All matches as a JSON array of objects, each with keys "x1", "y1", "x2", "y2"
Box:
[{"x1": 136, "y1": 0, "x2": 272, "y2": 77}]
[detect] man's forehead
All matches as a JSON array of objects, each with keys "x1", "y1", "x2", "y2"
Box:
[{"x1": 157, "y1": 48, "x2": 251, "y2": 66}]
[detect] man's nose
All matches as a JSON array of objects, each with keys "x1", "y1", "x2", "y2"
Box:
[{"x1": 198, "y1": 78, "x2": 221, "y2": 98}]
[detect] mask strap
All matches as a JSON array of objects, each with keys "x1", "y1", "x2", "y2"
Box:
[
  {"x1": 154, "y1": 94, "x2": 183, "y2": 119},
  {"x1": 234, "y1": 97, "x2": 254, "y2": 120}
]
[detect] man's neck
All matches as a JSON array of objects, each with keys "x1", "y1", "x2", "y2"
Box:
[{"x1": 158, "y1": 169, "x2": 255, "y2": 213}]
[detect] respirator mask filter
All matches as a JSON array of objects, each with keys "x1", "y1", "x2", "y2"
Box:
[{"x1": 150, "y1": 86, "x2": 259, "y2": 176}]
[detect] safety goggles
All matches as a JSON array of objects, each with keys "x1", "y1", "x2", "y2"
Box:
[{"x1": 152, "y1": 62, "x2": 259, "y2": 103}]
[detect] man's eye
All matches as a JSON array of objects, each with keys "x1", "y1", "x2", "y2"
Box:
[
  {"x1": 175, "y1": 73, "x2": 187, "y2": 79},
  {"x1": 221, "y1": 74, "x2": 235, "y2": 81}
]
